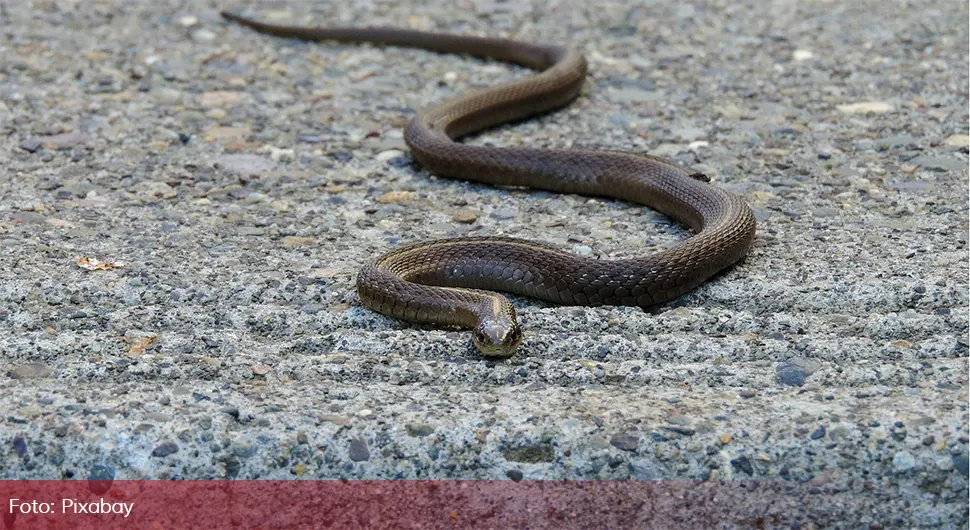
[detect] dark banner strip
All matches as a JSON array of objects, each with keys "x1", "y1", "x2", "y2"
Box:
[{"x1": 1, "y1": 479, "x2": 903, "y2": 528}]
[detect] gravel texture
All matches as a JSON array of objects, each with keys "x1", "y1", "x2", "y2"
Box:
[{"x1": 1, "y1": 0, "x2": 968, "y2": 527}]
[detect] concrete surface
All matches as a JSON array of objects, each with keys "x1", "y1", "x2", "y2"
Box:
[{"x1": 0, "y1": 0, "x2": 967, "y2": 527}]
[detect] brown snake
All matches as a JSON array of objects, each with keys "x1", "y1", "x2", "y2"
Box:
[{"x1": 222, "y1": 11, "x2": 756, "y2": 357}]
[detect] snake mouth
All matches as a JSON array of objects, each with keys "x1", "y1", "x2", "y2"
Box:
[
  {"x1": 474, "y1": 343, "x2": 518, "y2": 357},
  {"x1": 472, "y1": 319, "x2": 523, "y2": 357}
]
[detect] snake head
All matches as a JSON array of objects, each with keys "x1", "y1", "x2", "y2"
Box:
[{"x1": 472, "y1": 318, "x2": 523, "y2": 357}]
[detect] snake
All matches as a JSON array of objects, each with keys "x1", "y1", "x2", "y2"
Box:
[{"x1": 222, "y1": 11, "x2": 756, "y2": 357}]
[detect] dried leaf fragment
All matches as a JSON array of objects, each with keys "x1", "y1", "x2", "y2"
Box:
[
  {"x1": 76, "y1": 257, "x2": 126, "y2": 271},
  {"x1": 127, "y1": 336, "x2": 157, "y2": 357},
  {"x1": 251, "y1": 364, "x2": 271, "y2": 375}
]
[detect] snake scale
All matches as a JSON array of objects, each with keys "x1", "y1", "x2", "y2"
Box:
[{"x1": 222, "y1": 11, "x2": 756, "y2": 357}]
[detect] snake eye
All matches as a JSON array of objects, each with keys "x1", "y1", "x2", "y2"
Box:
[{"x1": 507, "y1": 327, "x2": 523, "y2": 348}]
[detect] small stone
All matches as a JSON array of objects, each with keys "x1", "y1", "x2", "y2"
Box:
[
  {"x1": 666, "y1": 414, "x2": 692, "y2": 426},
  {"x1": 952, "y1": 455, "x2": 969, "y2": 476},
  {"x1": 319, "y1": 415, "x2": 351, "y2": 426},
  {"x1": 718, "y1": 433, "x2": 732, "y2": 445},
  {"x1": 452, "y1": 209, "x2": 478, "y2": 223},
  {"x1": 792, "y1": 49, "x2": 814, "y2": 61},
  {"x1": 650, "y1": 143, "x2": 686, "y2": 157},
  {"x1": 205, "y1": 126, "x2": 252, "y2": 141},
  {"x1": 146, "y1": 412, "x2": 172, "y2": 422},
  {"x1": 232, "y1": 442, "x2": 255, "y2": 458},
  {"x1": 891, "y1": 426, "x2": 907, "y2": 442},
  {"x1": 503, "y1": 444, "x2": 555, "y2": 463},
  {"x1": 21, "y1": 132, "x2": 89, "y2": 151},
  {"x1": 688, "y1": 140, "x2": 709, "y2": 151},
  {"x1": 672, "y1": 126, "x2": 706, "y2": 142},
  {"x1": 809, "y1": 425, "x2": 826, "y2": 440},
  {"x1": 18, "y1": 138, "x2": 43, "y2": 153},
  {"x1": 609, "y1": 433, "x2": 639, "y2": 452},
  {"x1": 909, "y1": 156, "x2": 966, "y2": 173},
  {"x1": 204, "y1": 109, "x2": 229, "y2": 120},
  {"x1": 134, "y1": 181, "x2": 177, "y2": 200},
  {"x1": 251, "y1": 364, "x2": 270, "y2": 375},
  {"x1": 828, "y1": 425, "x2": 850, "y2": 440},
  {"x1": 775, "y1": 357, "x2": 821, "y2": 386},
  {"x1": 610, "y1": 114, "x2": 636, "y2": 128},
  {"x1": 244, "y1": 192, "x2": 269, "y2": 204},
  {"x1": 224, "y1": 139, "x2": 262, "y2": 153},
  {"x1": 12, "y1": 436, "x2": 27, "y2": 457},
  {"x1": 88, "y1": 465, "x2": 115, "y2": 495},
  {"x1": 609, "y1": 87, "x2": 662, "y2": 103},
  {"x1": 739, "y1": 389, "x2": 757, "y2": 398},
  {"x1": 385, "y1": 156, "x2": 411, "y2": 168},
  {"x1": 944, "y1": 134, "x2": 969, "y2": 148},
  {"x1": 348, "y1": 438, "x2": 370, "y2": 462},
  {"x1": 836, "y1": 101, "x2": 894, "y2": 114},
  {"x1": 876, "y1": 134, "x2": 920, "y2": 148},
  {"x1": 922, "y1": 435, "x2": 936, "y2": 446},
  {"x1": 151, "y1": 441, "x2": 179, "y2": 457},
  {"x1": 191, "y1": 29, "x2": 216, "y2": 42},
  {"x1": 662, "y1": 426, "x2": 695, "y2": 436},
  {"x1": 489, "y1": 208, "x2": 515, "y2": 220},
  {"x1": 8, "y1": 363, "x2": 53, "y2": 379},
  {"x1": 935, "y1": 457, "x2": 953, "y2": 471},
  {"x1": 406, "y1": 423, "x2": 436, "y2": 437},
  {"x1": 506, "y1": 469, "x2": 524, "y2": 481},
  {"x1": 214, "y1": 154, "x2": 275, "y2": 176},
  {"x1": 731, "y1": 456, "x2": 754, "y2": 475},
  {"x1": 630, "y1": 459, "x2": 659, "y2": 480},
  {"x1": 714, "y1": 104, "x2": 743, "y2": 119},
  {"x1": 201, "y1": 91, "x2": 243, "y2": 108},
  {"x1": 376, "y1": 149, "x2": 404, "y2": 162},
  {"x1": 282, "y1": 236, "x2": 316, "y2": 247},
  {"x1": 292, "y1": 463, "x2": 307, "y2": 476},
  {"x1": 892, "y1": 450, "x2": 916, "y2": 472},
  {"x1": 813, "y1": 207, "x2": 840, "y2": 217},
  {"x1": 377, "y1": 191, "x2": 415, "y2": 204},
  {"x1": 17, "y1": 404, "x2": 42, "y2": 419},
  {"x1": 179, "y1": 15, "x2": 199, "y2": 27}
]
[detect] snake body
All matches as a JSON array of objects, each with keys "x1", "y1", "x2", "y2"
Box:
[{"x1": 222, "y1": 11, "x2": 756, "y2": 356}]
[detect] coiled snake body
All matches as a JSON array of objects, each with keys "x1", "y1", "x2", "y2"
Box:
[{"x1": 222, "y1": 11, "x2": 756, "y2": 357}]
